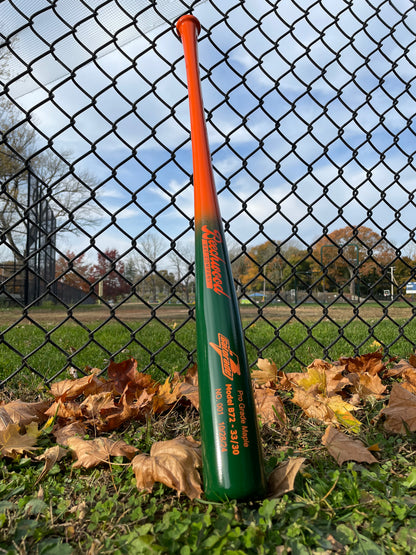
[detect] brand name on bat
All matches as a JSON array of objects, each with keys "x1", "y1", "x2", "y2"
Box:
[
  {"x1": 210, "y1": 332, "x2": 241, "y2": 380},
  {"x1": 201, "y1": 225, "x2": 230, "y2": 297}
]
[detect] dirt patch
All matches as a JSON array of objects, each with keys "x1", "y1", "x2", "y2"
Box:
[{"x1": 0, "y1": 301, "x2": 413, "y2": 327}]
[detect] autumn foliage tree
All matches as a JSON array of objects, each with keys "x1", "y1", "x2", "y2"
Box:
[
  {"x1": 55, "y1": 251, "x2": 92, "y2": 293},
  {"x1": 312, "y1": 226, "x2": 396, "y2": 296},
  {"x1": 90, "y1": 249, "x2": 130, "y2": 300},
  {"x1": 56, "y1": 249, "x2": 131, "y2": 300},
  {"x1": 231, "y1": 240, "x2": 313, "y2": 296}
]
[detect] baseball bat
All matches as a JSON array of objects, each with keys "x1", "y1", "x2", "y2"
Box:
[{"x1": 176, "y1": 14, "x2": 266, "y2": 501}]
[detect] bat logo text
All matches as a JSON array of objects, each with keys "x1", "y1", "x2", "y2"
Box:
[
  {"x1": 210, "y1": 332, "x2": 241, "y2": 380},
  {"x1": 201, "y1": 225, "x2": 230, "y2": 297}
]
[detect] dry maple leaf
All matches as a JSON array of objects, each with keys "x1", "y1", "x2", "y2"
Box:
[
  {"x1": 53, "y1": 421, "x2": 87, "y2": 446},
  {"x1": 176, "y1": 365, "x2": 200, "y2": 410},
  {"x1": 184, "y1": 364, "x2": 198, "y2": 387},
  {"x1": 381, "y1": 383, "x2": 416, "y2": 434},
  {"x1": 152, "y1": 375, "x2": 183, "y2": 414},
  {"x1": 252, "y1": 358, "x2": 278, "y2": 385},
  {"x1": 267, "y1": 457, "x2": 306, "y2": 498},
  {"x1": 281, "y1": 360, "x2": 349, "y2": 397},
  {"x1": 254, "y1": 388, "x2": 286, "y2": 427},
  {"x1": 253, "y1": 358, "x2": 304, "y2": 391},
  {"x1": 51, "y1": 372, "x2": 106, "y2": 401},
  {"x1": 347, "y1": 372, "x2": 386, "y2": 400},
  {"x1": 338, "y1": 351, "x2": 386, "y2": 376},
  {"x1": 399, "y1": 381, "x2": 416, "y2": 395},
  {"x1": 132, "y1": 436, "x2": 202, "y2": 500},
  {"x1": 325, "y1": 395, "x2": 362, "y2": 433},
  {"x1": 294, "y1": 360, "x2": 330, "y2": 394},
  {"x1": 45, "y1": 400, "x2": 83, "y2": 420},
  {"x1": 322, "y1": 425, "x2": 378, "y2": 466},
  {"x1": 0, "y1": 422, "x2": 41, "y2": 458},
  {"x1": 35, "y1": 445, "x2": 68, "y2": 483},
  {"x1": 107, "y1": 358, "x2": 155, "y2": 398},
  {"x1": 0, "y1": 400, "x2": 51, "y2": 431},
  {"x1": 67, "y1": 436, "x2": 138, "y2": 469},
  {"x1": 292, "y1": 387, "x2": 334, "y2": 422},
  {"x1": 94, "y1": 390, "x2": 150, "y2": 432},
  {"x1": 384, "y1": 358, "x2": 415, "y2": 378},
  {"x1": 80, "y1": 391, "x2": 115, "y2": 420},
  {"x1": 177, "y1": 381, "x2": 200, "y2": 410},
  {"x1": 292, "y1": 388, "x2": 361, "y2": 432}
]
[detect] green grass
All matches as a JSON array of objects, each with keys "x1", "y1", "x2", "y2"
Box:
[
  {"x1": 1, "y1": 315, "x2": 416, "y2": 553},
  {"x1": 1, "y1": 316, "x2": 416, "y2": 388},
  {"x1": 1, "y1": 400, "x2": 416, "y2": 553}
]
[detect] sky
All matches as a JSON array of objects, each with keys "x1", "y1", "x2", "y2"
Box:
[{"x1": 2, "y1": 0, "x2": 416, "y2": 270}]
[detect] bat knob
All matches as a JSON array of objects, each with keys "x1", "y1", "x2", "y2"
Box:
[{"x1": 176, "y1": 14, "x2": 201, "y2": 39}]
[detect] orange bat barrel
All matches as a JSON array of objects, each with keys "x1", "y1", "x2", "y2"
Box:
[{"x1": 176, "y1": 14, "x2": 266, "y2": 501}]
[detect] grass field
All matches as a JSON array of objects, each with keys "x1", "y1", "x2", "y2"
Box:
[
  {"x1": 1, "y1": 309, "x2": 416, "y2": 553},
  {"x1": 1, "y1": 308, "x2": 416, "y2": 388}
]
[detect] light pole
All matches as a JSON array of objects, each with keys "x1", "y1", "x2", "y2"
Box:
[
  {"x1": 389, "y1": 266, "x2": 395, "y2": 301},
  {"x1": 262, "y1": 264, "x2": 267, "y2": 302}
]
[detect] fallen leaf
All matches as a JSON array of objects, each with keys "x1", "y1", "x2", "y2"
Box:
[
  {"x1": 347, "y1": 372, "x2": 386, "y2": 400},
  {"x1": 292, "y1": 387, "x2": 334, "y2": 422},
  {"x1": 384, "y1": 358, "x2": 414, "y2": 378},
  {"x1": 45, "y1": 400, "x2": 83, "y2": 420},
  {"x1": 132, "y1": 436, "x2": 202, "y2": 499},
  {"x1": 152, "y1": 375, "x2": 183, "y2": 414},
  {"x1": 184, "y1": 364, "x2": 198, "y2": 387},
  {"x1": 292, "y1": 389, "x2": 361, "y2": 432},
  {"x1": 326, "y1": 395, "x2": 362, "y2": 433},
  {"x1": 53, "y1": 421, "x2": 87, "y2": 445},
  {"x1": 107, "y1": 358, "x2": 155, "y2": 397},
  {"x1": 35, "y1": 445, "x2": 68, "y2": 483},
  {"x1": 322, "y1": 425, "x2": 378, "y2": 465},
  {"x1": 280, "y1": 360, "x2": 349, "y2": 396},
  {"x1": 399, "y1": 381, "x2": 416, "y2": 394},
  {"x1": 252, "y1": 358, "x2": 278, "y2": 385},
  {"x1": 0, "y1": 422, "x2": 41, "y2": 458},
  {"x1": 267, "y1": 457, "x2": 306, "y2": 498},
  {"x1": 381, "y1": 383, "x2": 416, "y2": 434},
  {"x1": 80, "y1": 391, "x2": 115, "y2": 419},
  {"x1": 177, "y1": 381, "x2": 200, "y2": 410},
  {"x1": 338, "y1": 351, "x2": 386, "y2": 376},
  {"x1": 95, "y1": 393, "x2": 145, "y2": 432},
  {"x1": 276, "y1": 370, "x2": 307, "y2": 390},
  {"x1": 176, "y1": 365, "x2": 200, "y2": 410},
  {"x1": 295, "y1": 360, "x2": 329, "y2": 393},
  {"x1": 67, "y1": 437, "x2": 138, "y2": 469},
  {"x1": 254, "y1": 388, "x2": 286, "y2": 427},
  {"x1": 51, "y1": 372, "x2": 106, "y2": 401},
  {"x1": 0, "y1": 400, "x2": 51, "y2": 431}
]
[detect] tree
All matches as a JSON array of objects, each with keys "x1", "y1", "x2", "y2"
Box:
[
  {"x1": 55, "y1": 250, "x2": 92, "y2": 293},
  {"x1": 282, "y1": 245, "x2": 313, "y2": 291},
  {"x1": 133, "y1": 234, "x2": 167, "y2": 303},
  {"x1": 168, "y1": 240, "x2": 195, "y2": 303},
  {"x1": 90, "y1": 249, "x2": 130, "y2": 301},
  {"x1": 239, "y1": 240, "x2": 289, "y2": 293},
  {"x1": 312, "y1": 226, "x2": 396, "y2": 296},
  {"x1": 0, "y1": 50, "x2": 100, "y2": 262}
]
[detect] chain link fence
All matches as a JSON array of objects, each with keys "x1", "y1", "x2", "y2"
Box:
[{"x1": 1, "y1": 0, "x2": 416, "y2": 387}]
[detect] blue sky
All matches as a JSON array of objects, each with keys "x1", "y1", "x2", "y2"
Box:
[{"x1": 2, "y1": 0, "x2": 416, "y2": 269}]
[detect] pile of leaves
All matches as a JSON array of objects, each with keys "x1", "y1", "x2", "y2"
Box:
[{"x1": 1, "y1": 351, "x2": 416, "y2": 501}]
